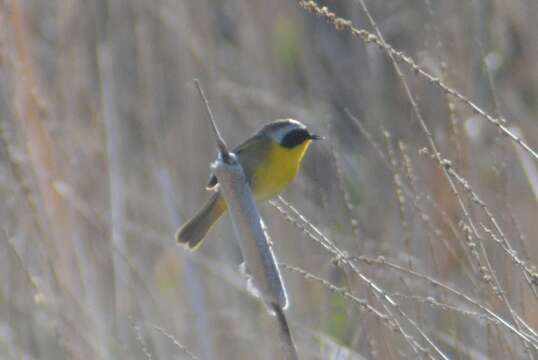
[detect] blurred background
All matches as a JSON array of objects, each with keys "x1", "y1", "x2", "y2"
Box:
[{"x1": 1, "y1": 0, "x2": 538, "y2": 358}]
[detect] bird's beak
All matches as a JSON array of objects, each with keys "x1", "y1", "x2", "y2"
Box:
[{"x1": 309, "y1": 133, "x2": 322, "y2": 140}]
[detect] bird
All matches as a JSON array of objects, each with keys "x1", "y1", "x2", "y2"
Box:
[{"x1": 175, "y1": 118, "x2": 320, "y2": 250}]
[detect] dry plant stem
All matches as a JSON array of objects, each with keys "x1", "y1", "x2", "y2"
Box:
[
  {"x1": 357, "y1": 256, "x2": 538, "y2": 347},
  {"x1": 349, "y1": 0, "x2": 485, "y2": 279},
  {"x1": 398, "y1": 141, "x2": 439, "y2": 275},
  {"x1": 195, "y1": 80, "x2": 295, "y2": 358},
  {"x1": 212, "y1": 158, "x2": 288, "y2": 307},
  {"x1": 389, "y1": 292, "x2": 503, "y2": 324},
  {"x1": 279, "y1": 264, "x2": 431, "y2": 356},
  {"x1": 195, "y1": 79, "x2": 287, "y2": 308},
  {"x1": 394, "y1": 291, "x2": 510, "y2": 356},
  {"x1": 194, "y1": 79, "x2": 230, "y2": 160},
  {"x1": 271, "y1": 201, "x2": 424, "y2": 357},
  {"x1": 422, "y1": 0, "x2": 463, "y2": 166},
  {"x1": 74, "y1": 167, "x2": 538, "y2": 355},
  {"x1": 473, "y1": 18, "x2": 516, "y2": 306},
  {"x1": 272, "y1": 304, "x2": 299, "y2": 360},
  {"x1": 274, "y1": 198, "x2": 538, "y2": 350},
  {"x1": 420, "y1": 15, "x2": 469, "y2": 348},
  {"x1": 446, "y1": 166, "x2": 538, "y2": 293},
  {"x1": 298, "y1": 0, "x2": 538, "y2": 163},
  {"x1": 347, "y1": 110, "x2": 476, "y2": 288},
  {"x1": 384, "y1": 133, "x2": 411, "y2": 268},
  {"x1": 345, "y1": 0, "x2": 532, "y2": 354},
  {"x1": 399, "y1": 140, "x2": 465, "y2": 354},
  {"x1": 152, "y1": 325, "x2": 199, "y2": 360},
  {"x1": 213, "y1": 153, "x2": 297, "y2": 359},
  {"x1": 273, "y1": 198, "x2": 447, "y2": 359},
  {"x1": 443, "y1": 160, "x2": 537, "y2": 310}
]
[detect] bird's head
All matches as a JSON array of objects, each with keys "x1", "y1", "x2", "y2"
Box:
[{"x1": 260, "y1": 119, "x2": 321, "y2": 149}]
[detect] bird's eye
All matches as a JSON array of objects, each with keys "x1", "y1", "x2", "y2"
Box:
[{"x1": 281, "y1": 129, "x2": 310, "y2": 148}]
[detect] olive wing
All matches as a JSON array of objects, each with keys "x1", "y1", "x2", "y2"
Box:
[{"x1": 206, "y1": 135, "x2": 271, "y2": 189}]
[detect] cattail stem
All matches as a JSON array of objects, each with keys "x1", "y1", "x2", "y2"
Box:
[{"x1": 195, "y1": 80, "x2": 297, "y2": 359}]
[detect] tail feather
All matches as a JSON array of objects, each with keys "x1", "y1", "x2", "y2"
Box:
[{"x1": 176, "y1": 193, "x2": 226, "y2": 250}]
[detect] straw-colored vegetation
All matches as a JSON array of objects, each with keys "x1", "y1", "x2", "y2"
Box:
[{"x1": 1, "y1": 0, "x2": 538, "y2": 358}]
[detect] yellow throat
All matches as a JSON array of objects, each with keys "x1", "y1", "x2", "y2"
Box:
[{"x1": 251, "y1": 139, "x2": 313, "y2": 200}]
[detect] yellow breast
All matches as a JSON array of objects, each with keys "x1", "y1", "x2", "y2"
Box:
[{"x1": 251, "y1": 140, "x2": 312, "y2": 200}]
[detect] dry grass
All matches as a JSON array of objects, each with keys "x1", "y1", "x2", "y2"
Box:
[{"x1": 1, "y1": 0, "x2": 538, "y2": 358}]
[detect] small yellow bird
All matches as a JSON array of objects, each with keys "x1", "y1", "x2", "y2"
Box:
[{"x1": 176, "y1": 119, "x2": 320, "y2": 250}]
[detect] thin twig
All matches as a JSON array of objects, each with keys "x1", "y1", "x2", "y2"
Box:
[
  {"x1": 348, "y1": 0, "x2": 533, "y2": 355},
  {"x1": 298, "y1": 0, "x2": 538, "y2": 162},
  {"x1": 273, "y1": 198, "x2": 446, "y2": 359},
  {"x1": 152, "y1": 325, "x2": 199, "y2": 360},
  {"x1": 194, "y1": 79, "x2": 229, "y2": 161},
  {"x1": 272, "y1": 304, "x2": 299, "y2": 360},
  {"x1": 357, "y1": 255, "x2": 538, "y2": 347}
]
